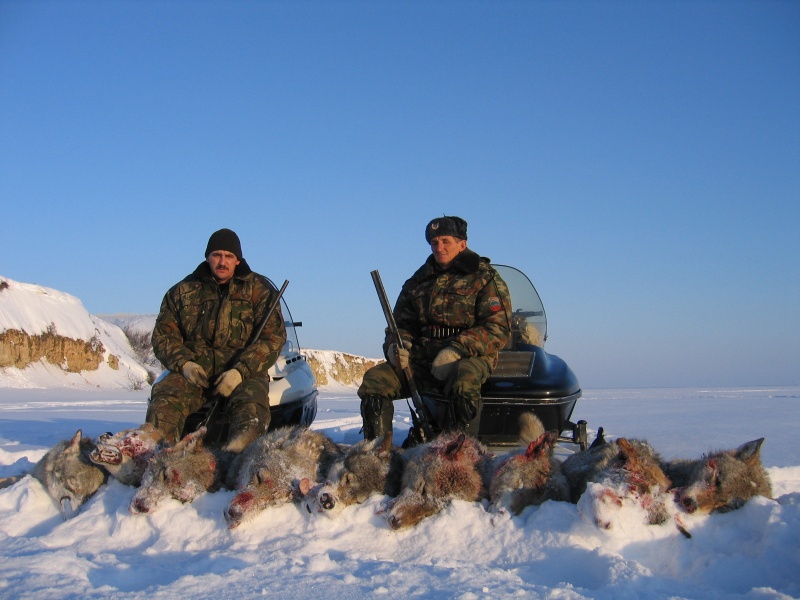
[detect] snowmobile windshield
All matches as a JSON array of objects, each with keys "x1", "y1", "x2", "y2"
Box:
[
  {"x1": 492, "y1": 265, "x2": 547, "y2": 348},
  {"x1": 280, "y1": 297, "x2": 302, "y2": 354}
]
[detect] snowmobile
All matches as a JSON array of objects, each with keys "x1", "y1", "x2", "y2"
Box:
[
  {"x1": 157, "y1": 291, "x2": 319, "y2": 444},
  {"x1": 420, "y1": 265, "x2": 586, "y2": 450}
]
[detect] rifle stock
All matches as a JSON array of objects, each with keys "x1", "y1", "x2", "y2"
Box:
[{"x1": 370, "y1": 270, "x2": 436, "y2": 442}]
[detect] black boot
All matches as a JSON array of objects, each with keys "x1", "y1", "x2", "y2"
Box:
[{"x1": 360, "y1": 396, "x2": 392, "y2": 440}]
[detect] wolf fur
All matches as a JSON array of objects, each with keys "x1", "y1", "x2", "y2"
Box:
[
  {"x1": 89, "y1": 423, "x2": 167, "y2": 486},
  {"x1": 488, "y1": 413, "x2": 570, "y2": 516},
  {"x1": 664, "y1": 438, "x2": 772, "y2": 515},
  {"x1": 224, "y1": 426, "x2": 342, "y2": 528},
  {"x1": 562, "y1": 436, "x2": 674, "y2": 530},
  {"x1": 130, "y1": 427, "x2": 233, "y2": 514},
  {"x1": 386, "y1": 431, "x2": 492, "y2": 530},
  {"x1": 0, "y1": 429, "x2": 108, "y2": 519},
  {"x1": 301, "y1": 432, "x2": 404, "y2": 519}
]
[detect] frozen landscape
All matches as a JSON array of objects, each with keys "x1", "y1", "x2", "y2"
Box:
[
  {"x1": 2, "y1": 276, "x2": 799, "y2": 599},
  {"x1": 1, "y1": 385, "x2": 798, "y2": 600}
]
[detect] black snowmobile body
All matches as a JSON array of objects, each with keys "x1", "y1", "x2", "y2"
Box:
[{"x1": 420, "y1": 264, "x2": 586, "y2": 450}]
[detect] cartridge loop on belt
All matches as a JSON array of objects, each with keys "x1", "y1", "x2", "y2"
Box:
[{"x1": 424, "y1": 325, "x2": 464, "y2": 339}]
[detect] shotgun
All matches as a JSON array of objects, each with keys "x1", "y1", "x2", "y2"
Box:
[{"x1": 370, "y1": 270, "x2": 436, "y2": 442}]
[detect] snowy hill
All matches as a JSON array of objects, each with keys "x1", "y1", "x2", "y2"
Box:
[{"x1": 0, "y1": 276, "x2": 150, "y2": 389}]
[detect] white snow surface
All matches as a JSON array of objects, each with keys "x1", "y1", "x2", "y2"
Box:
[{"x1": 0, "y1": 385, "x2": 798, "y2": 600}]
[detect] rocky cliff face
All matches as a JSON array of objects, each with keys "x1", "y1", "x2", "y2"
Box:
[
  {"x1": 0, "y1": 328, "x2": 118, "y2": 372},
  {"x1": 302, "y1": 349, "x2": 383, "y2": 388}
]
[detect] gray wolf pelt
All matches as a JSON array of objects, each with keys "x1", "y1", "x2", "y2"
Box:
[
  {"x1": 301, "y1": 432, "x2": 404, "y2": 519},
  {"x1": 562, "y1": 436, "x2": 674, "y2": 530},
  {"x1": 224, "y1": 426, "x2": 342, "y2": 528},
  {"x1": 130, "y1": 427, "x2": 233, "y2": 515},
  {"x1": 386, "y1": 431, "x2": 492, "y2": 530},
  {"x1": 89, "y1": 423, "x2": 167, "y2": 486},
  {"x1": 0, "y1": 429, "x2": 108, "y2": 519},
  {"x1": 488, "y1": 413, "x2": 570, "y2": 516},
  {"x1": 664, "y1": 438, "x2": 772, "y2": 515}
]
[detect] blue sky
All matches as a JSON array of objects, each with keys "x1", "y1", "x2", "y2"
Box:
[{"x1": 1, "y1": 0, "x2": 798, "y2": 388}]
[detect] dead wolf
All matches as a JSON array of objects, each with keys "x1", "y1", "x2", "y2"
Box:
[
  {"x1": 562, "y1": 436, "x2": 674, "y2": 530},
  {"x1": 0, "y1": 429, "x2": 108, "y2": 519},
  {"x1": 130, "y1": 427, "x2": 232, "y2": 515},
  {"x1": 89, "y1": 423, "x2": 167, "y2": 486},
  {"x1": 663, "y1": 437, "x2": 772, "y2": 515},
  {"x1": 301, "y1": 432, "x2": 404, "y2": 519},
  {"x1": 386, "y1": 431, "x2": 492, "y2": 530},
  {"x1": 224, "y1": 426, "x2": 342, "y2": 528},
  {"x1": 488, "y1": 413, "x2": 570, "y2": 516}
]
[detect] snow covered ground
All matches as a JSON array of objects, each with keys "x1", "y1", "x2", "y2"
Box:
[{"x1": 0, "y1": 384, "x2": 798, "y2": 600}]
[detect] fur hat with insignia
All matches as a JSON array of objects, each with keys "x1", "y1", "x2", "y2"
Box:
[
  {"x1": 425, "y1": 216, "x2": 468, "y2": 243},
  {"x1": 205, "y1": 228, "x2": 243, "y2": 260}
]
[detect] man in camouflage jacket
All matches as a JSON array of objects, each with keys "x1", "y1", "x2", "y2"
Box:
[
  {"x1": 358, "y1": 216, "x2": 512, "y2": 443},
  {"x1": 147, "y1": 228, "x2": 287, "y2": 452}
]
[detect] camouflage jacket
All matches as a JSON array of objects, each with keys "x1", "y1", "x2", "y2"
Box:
[
  {"x1": 389, "y1": 249, "x2": 512, "y2": 371},
  {"x1": 152, "y1": 260, "x2": 287, "y2": 381}
]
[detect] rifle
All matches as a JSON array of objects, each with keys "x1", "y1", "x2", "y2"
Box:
[
  {"x1": 199, "y1": 279, "x2": 289, "y2": 435},
  {"x1": 370, "y1": 270, "x2": 436, "y2": 442}
]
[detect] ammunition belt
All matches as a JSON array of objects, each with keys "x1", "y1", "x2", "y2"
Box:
[{"x1": 424, "y1": 325, "x2": 465, "y2": 339}]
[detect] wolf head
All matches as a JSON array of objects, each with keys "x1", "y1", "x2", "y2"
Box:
[
  {"x1": 386, "y1": 432, "x2": 490, "y2": 530},
  {"x1": 89, "y1": 423, "x2": 166, "y2": 486},
  {"x1": 302, "y1": 434, "x2": 402, "y2": 519},
  {"x1": 674, "y1": 438, "x2": 772, "y2": 515},
  {"x1": 32, "y1": 429, "x2": 108, "y2": 519},
  {"x1": 130, "y1": 427, "x2": 221, "y2": 515},
  {"x1": 223, "y1": 427, "x2": 342, "y2": 529}
]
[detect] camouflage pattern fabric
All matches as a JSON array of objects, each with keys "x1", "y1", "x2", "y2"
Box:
[
  {"x1": 358, "y1": 357, "x2": 490, "y2": 437},
  {"x1": 148, "y1": 260, "x2": 286, "y2": 443},
  {"x1": 359, "y1": 248, "x2": 511, "y2": 437},
  {"x1": 392, "y1": 248, "x2": 511, "y2": 370}
]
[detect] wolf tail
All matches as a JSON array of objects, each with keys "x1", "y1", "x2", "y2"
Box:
[{"x1": 518, "y1": 412, "x2": 546, "y2": 445}]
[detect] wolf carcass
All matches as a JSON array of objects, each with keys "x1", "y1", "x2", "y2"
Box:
[
  {"x1": 130, "y1": 427, "x2": 232, "y2": 514},
  {"x1": 89, "y1": 423, "x2": 166, "y2": 486},
  {"x1": 561, "y1": 436, "x2": 674, "y2": 531},
  {"x1": 302, "y1": 433, "x2": 404, "y2": 519},
  {"x1": 224, "y1": 426, "x2": 342, "y2": 528},
  {"x1": 386, "y1": 432, "x2": 492, "y2": 530},
  {"x1": 488, "y1": 413, "x2": 570, "y2": 516},
  {"x1": 0, "y1": 429, "x2": 108, "y2": 519},
  {"x1": 664, "y1": 438, "x2": 772, "y2": 515}
]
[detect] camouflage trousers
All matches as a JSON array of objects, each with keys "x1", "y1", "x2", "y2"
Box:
[
  {"x1": 357, "y1": 357, "x2": 490, "y2": 440},
  {"x1": 146, "y1": 371, "x2": 271, "y2": 445}
]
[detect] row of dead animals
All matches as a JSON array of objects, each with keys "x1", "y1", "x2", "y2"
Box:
[{"x1": 0, "y1": 413, "x2": 772, "y2": 535}]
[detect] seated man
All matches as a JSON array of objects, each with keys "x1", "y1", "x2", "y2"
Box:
[
  {"x1": 147, "y1": 228, "x2": 286, "y2": 452},
  {"x1": 358, "y1": 216, "x2": 512, "y2": 443}
]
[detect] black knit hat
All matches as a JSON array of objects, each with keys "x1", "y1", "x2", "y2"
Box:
[
  {"x1": 205, "y1": 228, "x2": 243, "y2": 260},
  {"x1": 425, "y1": 216, "x2": 468, "y2": 243}
]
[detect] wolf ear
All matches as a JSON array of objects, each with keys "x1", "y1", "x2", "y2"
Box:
[
  {"x1": 736, "y1": 438, "x2": 765, "y2": 465},
  {"x1": 68, "y1": 430, "x2": 83, "y2": 453},
  {"x1": 524, "y1": 431, "x2": 557, "y2": 459},
  {"x1": 443, "y1": 434, "x2": 466, "y2": 459}
]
